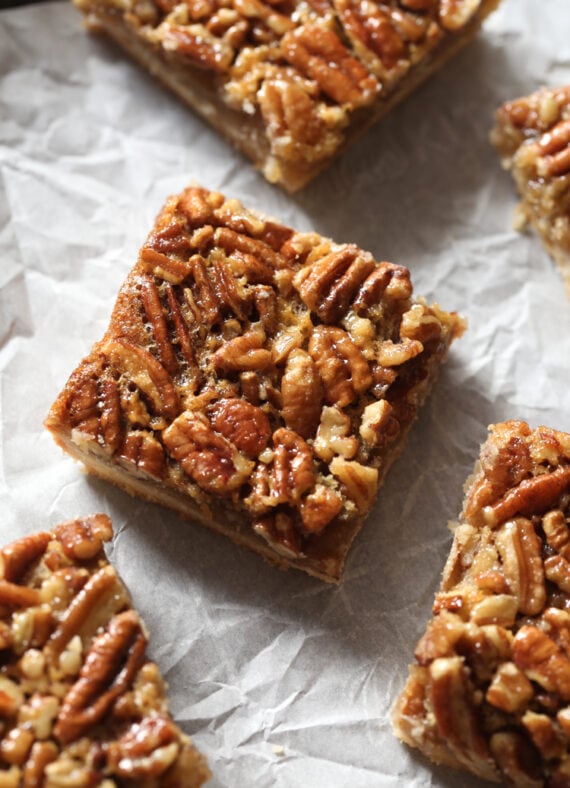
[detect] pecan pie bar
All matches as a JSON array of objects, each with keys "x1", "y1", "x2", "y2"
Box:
[
  {"x1": 46, "y1": 185, "x2": 464, "y2": 582},
  {"x1": 392, "y1": 420, "x2": 570, "y2": 784},
  {"x1": 73, "y1": 0, "x2": 501, "y2": 191},
  {"x1": 492, "y1": 85, "x2": 570, "y2": 298},
  {"x1": 0, "y1": 513, "x2": 210, "y2": 786}
]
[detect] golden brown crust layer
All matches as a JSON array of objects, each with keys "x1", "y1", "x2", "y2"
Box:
[
  {"x1": 392, "y1": 420, "x2": 570, "y2": 785},
  {"x1": 46, "y1": 185, "x2": 464, "y2": 582},
  {"x1": 73, "y1": 0, "x2": 502, "y2": 191},
  {"x1": 0, "y1": 514, "x2": 210, "y2": 787},
  {"x1": 492, "y1": 85, "x2": 570, "y2": 299}
]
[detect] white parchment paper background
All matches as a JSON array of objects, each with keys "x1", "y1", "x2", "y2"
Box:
[{"x1": 1, "y1": 1, "x2": 569, "y2": 785}]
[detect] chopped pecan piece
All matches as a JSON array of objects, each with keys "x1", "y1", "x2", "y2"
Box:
[
  {"x1": 438, "y1": 0, "x2": 483, "y2": 31},
  {"x1": 313, "y1": 406, "x2": 358, "y2": 463},
  {"x1": 330, "y1": 457, "x2": 377, "y2": 514},
  {"x1": 299, "y1": 485, "x2": 343, "y2": 534},
  {"x1": 486, "y1": 662, "x2": 534, "y2": 714}
]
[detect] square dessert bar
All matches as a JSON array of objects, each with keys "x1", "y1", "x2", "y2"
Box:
[
  {"x1": 492, "y1": 84, "x2": 570, "y2": 298},
  {"x1": 392, "y1": 420, "x2": 570, "y2": 785},
  {"x1": 46, "y1": 185, "x2": 464, "y2": 582},
  {"x1": 0, "y1": 513, "x2": 210, "y2": 786},
  {"x1": 74, "y1": 0, "x2": 501, "y2": 191}
]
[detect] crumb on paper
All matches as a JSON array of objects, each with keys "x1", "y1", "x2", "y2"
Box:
[{"x1": 273, "y1": 745, "x2": 285, "y2": 756}]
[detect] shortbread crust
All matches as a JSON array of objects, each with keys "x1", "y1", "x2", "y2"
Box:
[
  {"x1": 0, "y1": 514, "x2": 210, "y2": 786},
  {"x1": 393, "y1": 420, "x2": 570, "y2": 784},
  {"x1": 492, "y1": 85, "x2": 570, "y2": 298},
  {"x1": 73, "y1": 0, "x2": 501, "y2": 191},
  {"x1": 46, "y1": 184, "x2": 464, "y2": 582}
]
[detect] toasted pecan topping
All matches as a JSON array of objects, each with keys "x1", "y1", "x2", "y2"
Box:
[
  {"x1": 393, "y1": 421, "x2": 570, "y2": 785},
  {"x1": 0, "y1": 518, "x2": 210, "y2": 786},
  {"x1": 492, "y1": 84, "x2": 570, "y2": 300},
  {"x1": 47, "y1": 187, "x2": 462, "y2": 568}
]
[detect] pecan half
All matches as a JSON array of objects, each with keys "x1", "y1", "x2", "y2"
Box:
[
  {"x1": 0, "y1": 533, "x2": 50, "y2": 583},
  {"x1": 120, "y1": 430, "x2": 165, "y2": 480},
  {"x1": 103, "y1": 339, "x2": 179, "y2": 421},
  {"x1": 483, "y1": 466, "x2": 570, "y2": 527},
  {"x1": 495, "y1": 518, "x2": 545, "y2": 616},
  {"x1": 213, "y1": 226, "x2": 286, "y2": 270},
  {"x1": 99, "y1": 378, "x2": 123, "y2": 453},
  {"x1": 209, "y1": 397, "x2": 271, "y2": 457},
  {"x1": 335, "y1": 0, "x2": 408, "y2": 73},
  {"x1": 281, "y1": 25, "x2": 379, "y2": 107},
  {"x1": 45, "y1": 566, "x2": 129, "y2": 661},
  {"x1": 543, "y1": 510, "x2": 570, "y2": 561},
  {"x1": 352, "y1": 262, "x2": 412, "y2": 312},
  {"x1": 140, "y1": 275, "x2": 179, "y2": 376},
  {"x1": 270, "y1": 428, "x2": 315, "y2": 505},
  {"x1": 158, "y1": 23, "x2": 235, "y2": 72},
  {"x1": 53, "y1": 514, "x2": 113, "y2": 563},
  {"x1": 212, "y1": 331, "x2": 273, "y2": 373},
  {"x1": 513, "y1": 624, "x2": 570, "y2": 700},
  {"x1": 293, "y1": 246, "x2": 375, "y2": 323},
  {"x1": 54, "y1": 610, "x2": 147, "y2": 745},
  {"x1": 106, "y1": 716, "x2": 180, "y2": 779},
  {"x1": 281, "y1": 349, "x2": 323, "y2": 439},
  {"x1": 309, "y1": 326, "x2": 372, "y2": 408},
  {"x1": 536, "y1": 119, "x2": 570, "y2": 177},
  {"x1": 429, "y1": 656, "x2": 499, "y2": 781},
  {"x1": 163, "y1": 410, "x2": 254, "y2": 493}
]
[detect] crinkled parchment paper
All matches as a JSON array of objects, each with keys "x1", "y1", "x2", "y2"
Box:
[{"x1": 1, "y1": 1, "x2": 570, "y2": 785}]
